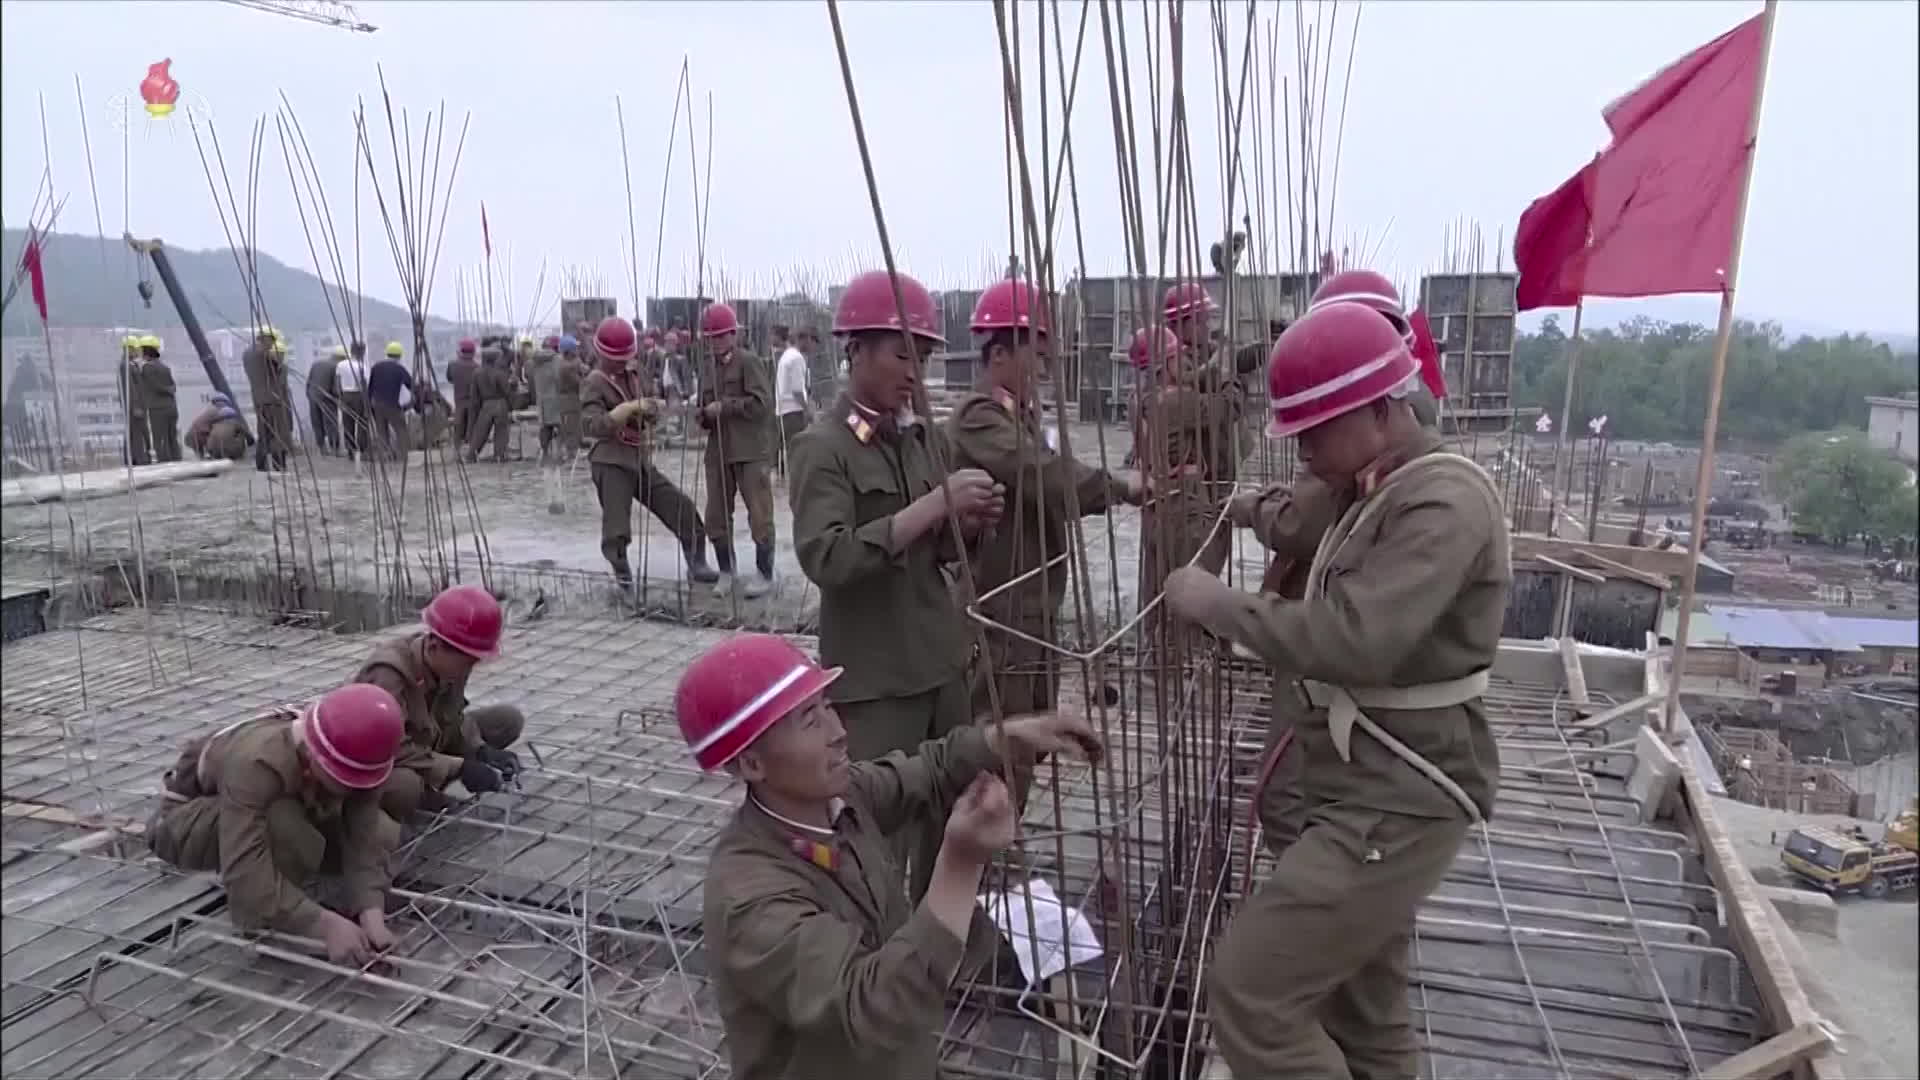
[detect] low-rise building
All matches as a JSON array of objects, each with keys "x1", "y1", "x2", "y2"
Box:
[{"x1": 1867, "y1": 391, "x2": 1918, "y2": 463}]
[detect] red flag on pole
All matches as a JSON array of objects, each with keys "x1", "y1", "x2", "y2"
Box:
[
  {"x1": 1514, "y1": 11, "x2": 1768, "y2": 309},
  {"x1": 1408, "y1": 307, "x2": 1446, "y2": 399},
  {"x1": 481, "y1": 202, "x2": 493, "y2": 259},
  {"x1": 20, "y1": 239, "x2": 49, "y2": 323}
]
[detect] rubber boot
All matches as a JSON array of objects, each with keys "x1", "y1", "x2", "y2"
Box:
[
  {"x1": 684, "y1": 537, "x2": 720, "y2": 585},
  {"x1": 712, "y1": 543, "x2": 735, "y2": 597},
  {"x1": 742, "y1": 541, "x2": 774, "y2": 599}
]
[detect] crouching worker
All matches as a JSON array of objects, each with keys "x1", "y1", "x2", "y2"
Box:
[
  {"x1": 353, "y1": 583, "x2": 525, "y2": 817},
  {"x1": 147, "y1": 684, "x2": 407, "y2": 966},
  {"x1": 186, "y1": 393, "x2": 253, "y2": 462},
  {"x1": 681, "y1": 634, "x2": 1101, "y2": 1080}
]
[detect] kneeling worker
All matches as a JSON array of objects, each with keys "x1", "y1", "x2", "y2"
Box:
[
  {"x1": 147, "y1": 684, "x2": 408, "y2": 966},
  {"x1": 1164, "y1": 300, "x2": 1508, "y2": 1079},
  {"x1": 353, "y1": 583, "x2": 526, "y2": 816},
  {"x1": 682, "y1": 633, "x2": 1101, "y2": 1080}
]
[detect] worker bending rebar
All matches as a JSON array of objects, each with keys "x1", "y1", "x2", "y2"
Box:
[
  {"x1": 1165, "y1": 299, "x2": 1509, "y2": 1080},
  {"x1": 579, "y1": 316, "x2": 720, "y2": 590},
  {"x1": 679, "y1": 633, "x2": 1100, "y2": 1080},
  {"x1": 147, "y1": 683, "x2": 407, "y2": 967},
  {"x1": 946, "y1": 279, "x2": 1141, "y2": 724},
  {"x1": 694, "y1": 302, "x2": 778, "y2": 598},
  {"x1": 352, "y1": 584, "x2": 526, "y2": 818},
  {"x1": 788, "y1": 269, "x2": 1005, "y2": 903}
]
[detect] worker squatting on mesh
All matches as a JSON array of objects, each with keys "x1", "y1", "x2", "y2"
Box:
[
  {"x1": 147, "y1": 683, "x2": 409, "y2": 967},
  {"x1": 945, "y1": 279, "x2": 1143, "y2": 728},
  {"x1": 693, "y1": 301, "x2": 779, "y2": 598},
  {"x1": 1163, "y1": 298, "x2": 1511, "y2": 1080},
  {"x1": 680, "y1": 634, "x2": 1102, "y2": 1080},
  {"x1": 579, "y1": 315, "x2": 722, "y2": 589},
  {"x1": 187, "y1": 392, "x2": 253, "y2": 461},
  {"x1": 351, "y1": 584, "x2": 528, "y2": 818},
  {"x1": 786, "y1": 269, "x2": 1007, "y2": 904}
]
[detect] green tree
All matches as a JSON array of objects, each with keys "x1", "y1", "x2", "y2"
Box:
[{"x1": 1774, "y1": 430, "x2": 1913, "y2": 542}]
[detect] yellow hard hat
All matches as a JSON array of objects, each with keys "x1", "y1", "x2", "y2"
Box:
[
  {"x1": 332, "y1": 344, "x2": 348, "y2": 358},
  {"x1": 385, "y1": 341, "x2": 404, "y2": 358},
  {"x1": 121, "y1": 334, "x2": 140, "y2": 350},
  {"x1": 517, "y1": 335, "x2": 534, "y2": 347},
  {"x1": 138, "y1": 334, "x2": 163, "y2": 351}
]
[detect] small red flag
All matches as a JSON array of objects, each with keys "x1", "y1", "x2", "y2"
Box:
[
  {"x1": 481, "y1": 202, "x2": 493, "y2": 259},
  {"x1": 1408, "y1": 307, "x2": 1446, "y2": 400},
  {"x1": 1513, "y1": 11, "x2": 1768, "y2": 308},
  {"x1": 20, "y1": 238, "x2": 48, "y2": 323}
]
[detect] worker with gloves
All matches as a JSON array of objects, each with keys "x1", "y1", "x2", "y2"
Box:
[
  {"x1": 187, "y1": 392, "x2": 253, "y2": 461},
  {"x1": 580, "y1": 316, "x2": 721, "y2": 590},
  {"x1": 147, "y1": 683, "x2": 408, "y2": 965},
  {"x1": 136, "y1": 335, "x2": 182, "y2": 462},
  {"x1": 682, "y1": 633, "x2": 1102, "y2": 1080},
  {"x1": 787, "y1": 268, "x2": 1005, "y2": 903},
  {"x1": 352, "y1": 583, "x2": 526, "y2": 816},
  {"x1": 693, "y1": 301, "x2": 778, "y2": 599},
  {"x1": 945, "y1": 280, "x2": 1142, "y2": 722},
  {"x1": 1163, "y1": 299, "x2": 1509, "y2": 1080}
]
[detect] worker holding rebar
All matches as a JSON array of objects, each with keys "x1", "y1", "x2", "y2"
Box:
[
  {"x1": 464, "y1": 346, "x2": 514, "y2": 463},
  {"x1": 787, "y1": 269, "x2": 1005, "y2": 904},
  {"x1": 353, "y1": 584, "x2": 526, "y2": 817},
  {"x1": 552, "y1": 335, "x2": 584, "y2": 460},
  {"x1": 447, "y1": 338, "x2": 479, "y2": 445},
  {"x1": 242, "y1": 327, "x2": 293, "y2": 472},
  {"x1": 677, "y1": 632, "x2": 1099, "y2": 1080},
  {"x1": 118, "y1": 333, "x2": 152, "y2": 466},
  {"x1": 946, "y1": 280, "x2": 1142, "y2": 725},
  {"x1": 187, "y1": 392, "x2": 253, "y2": 461},
  {"x1": 137, "y1": 335, "x2": 182, "y2": 463},
  {"x1": 307, "y1": 345, "x2": 343, "y2": 457},
  {"x1": 693, "y1": 302, "x2": 778, "y2": 599},
  {"x1": 147, "y1": 683, "x2": 408, "y2": 966},
  {"x1": 1163, "y1": 300, "x2": 1508, "y2": 1080},
  {"x1": 579, "y1": 316, "x2": 722, "y2": 590}
]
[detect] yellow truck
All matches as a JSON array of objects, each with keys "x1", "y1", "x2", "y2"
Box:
[{"x1": 1781, "y1": 823, "x2": 1919, "y2": 899}]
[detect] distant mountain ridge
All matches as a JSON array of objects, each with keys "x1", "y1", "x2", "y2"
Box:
[{"x1": 1, "y1": 228, "x2": 440, "y2": 336}]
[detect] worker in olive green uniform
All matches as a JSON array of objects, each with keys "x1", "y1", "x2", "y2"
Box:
[
  {"x1": 187, "y1": 393, "x2": 253, "y2": 461},
  {"x1": 242, "y1": 326, "x2": 293, "y2": 472},
  {"x1": 530, "y1": 340, "x2": 563, "y2": 461},
  {"x1": 147, "y1": 684, "x2": 408, "y2": 966},
  {"x1": 447, "y1": 338, "x2": 479, "y2": 445},
  {"x1": 137, "y1": 335, "x2": 182, "y2": 462},
  {"x1": 306, "y1": 345, "x2": 343, "y2": 456},
  {"x1": 1165, "y1": 301, "x2": 1508, "y2": 1080},
  {"x1": 352, "y1": 584, "x2": 527, "y2": 818},
  {"x1": 463, "y1": 347, "x2": 513, "y2": 463},
  {"x1": 678, "y1": 633, "x2": 1100, "y2": 1080},
  {"x1": 693, "y1": 302, "x2": 777, "y2": 598},
  {"x1": 788, "y1": 269, "x2": 1004, "y2": 904},
  {"x1": 946, "y1": 280, "x2": 1141, "y2": 720},
  {"x1": 118, "y1": 334, "x2": 152, "y2": 466},
  {"x1": 552, "y1": 335, "x2": 584, "y2": 460}
]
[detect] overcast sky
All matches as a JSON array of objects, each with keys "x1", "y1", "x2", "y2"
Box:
[{"x1": 3, "y1": 0, "x2": 1915, "y2": 335}]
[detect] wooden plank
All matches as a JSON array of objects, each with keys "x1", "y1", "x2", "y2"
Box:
[
  {"x1": 1512, "y1": 534, "x2": 1692, "y2": 579},
  {"x1": 1568, "y1": 549, "x2": 1671, "y2": 590},
  {"x1": 1697, "y1": 1020, "x2": 1831, "y2": 1080},
  {"x1": 1560, "y1": 637, "x2": 1592, "y2": 706},
  {"x1": 1537, "y1": 556, "x2": 1605, "y2": 585},
  {"x1": 1568, "y1": 692, "x2": 1661, "y2": 732}
]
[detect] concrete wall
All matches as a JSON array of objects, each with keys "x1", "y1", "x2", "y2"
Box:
[
  {"x1": 1866, "y1": 395, "x2": 1918, "y2": 464},
  {"x1": 1736, "y1": 649, "x2": 1830, "y2": 692}
]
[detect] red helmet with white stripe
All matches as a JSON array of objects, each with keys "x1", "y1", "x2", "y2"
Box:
[
  {"x1": 1162, "y1": 281, "x2": 1215, "y2": 323},
  {"x1": 300, "y1": 684, "x2": 406, "y2": 790},
  {"x1": 970, "y1": 279, "x2": 1050, "y2": 336},
  {"x1": 1309, "y1": 269, "x2": 1411, "y2": 343},
  {"x1": 833, "y1": 269, "x2": 946, "y2": 345},
  {"x1": 676, "y1": 634, "x2": 842, "y2": 771},
  {"x1": 700, "y1": 302, "x2": 740, "y2": 338},
  {"x1": 1128, "y1": 326, "x2": 1181, "y2": 370},
  {"x1": 1267, "y1": 301, "x2": 1418, "y2": 438}
]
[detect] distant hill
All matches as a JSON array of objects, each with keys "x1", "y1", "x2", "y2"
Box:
[{"x1": 1, "y1": 228, "x2": 427, "y2": 336}]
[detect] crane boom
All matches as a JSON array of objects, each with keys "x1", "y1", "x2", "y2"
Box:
[
  {"x1": 217, "y1": 0, "x2": 376, "y2": 33},
  {"x1": 124, "y1": 234, "x2": 252, "y2": 438}
]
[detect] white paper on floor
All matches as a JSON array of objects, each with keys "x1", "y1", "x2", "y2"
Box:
[{"x1": 980, "y1": 876, "x2": 1103, "y2": 986}]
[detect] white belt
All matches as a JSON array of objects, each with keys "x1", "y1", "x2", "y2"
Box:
[{"x1": 1300, "y1": 671, "x2": 1488, "y2": 823}]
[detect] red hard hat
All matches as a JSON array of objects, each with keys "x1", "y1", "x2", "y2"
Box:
[
  {"x1": 542, "y1": 334, "x2": 561, "y2": 350},
  {"x1": 1162, "y1": 281, "x2": 1215, "y2": 323},
  {"x1": 594, "y1": 316, "x2": 638, "y2": 362},
  {"x1": 1128, "y1": 326, "x2": 1182, "y2": 370},
  {"x1": 970, "y1": 279, "x2": 1050, "y2": 336},
  {"x1": 300, "y1": 683, "x2": 406, "y2": 790},
  {"x1": 833, "y1": 269, "x2": 946, "y2": 345},
  {"x1": 700, "y1": 302, "x2": 740, "y2": 338},
  {"x1": 1268, "y1": 301, "x2": 1418, "y2": 438},
  {"x1": 676, "y1": 634, "x2": 842, "y2": 771},
  {"x1": 1309, "y1": 268, "x2": 1411, "y2": 342},
  {"x1": 458, "y1": 338, "x2": 477, "y2": 356},
  {"x1": 421, "y1": 583, "x2": 504, "y2": 660}
]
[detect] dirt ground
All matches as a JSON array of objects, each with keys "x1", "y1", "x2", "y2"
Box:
[{"x1": 1709, "y1": 796, "x2": 1919, "y2": 1077}]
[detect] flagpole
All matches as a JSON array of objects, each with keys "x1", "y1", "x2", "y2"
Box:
[
  {"x1": 1661, "y1": 0, "x2": 1779, "y2": 733},
  {"x1": 1546, "y1": 297, "x2": 1586, "y2": 537}
]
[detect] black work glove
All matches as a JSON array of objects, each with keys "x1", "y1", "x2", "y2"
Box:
[
  {"x1": 477, "y1": 745, "x2": 521, "y2": 780},
  {"x1": 459, "y1": 755, "x2": 504, "y2": 794}
]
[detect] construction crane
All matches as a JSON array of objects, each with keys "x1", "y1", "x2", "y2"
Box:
[{"x1": 218, "y1": 0, "x2": 376, "y2": 33}]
